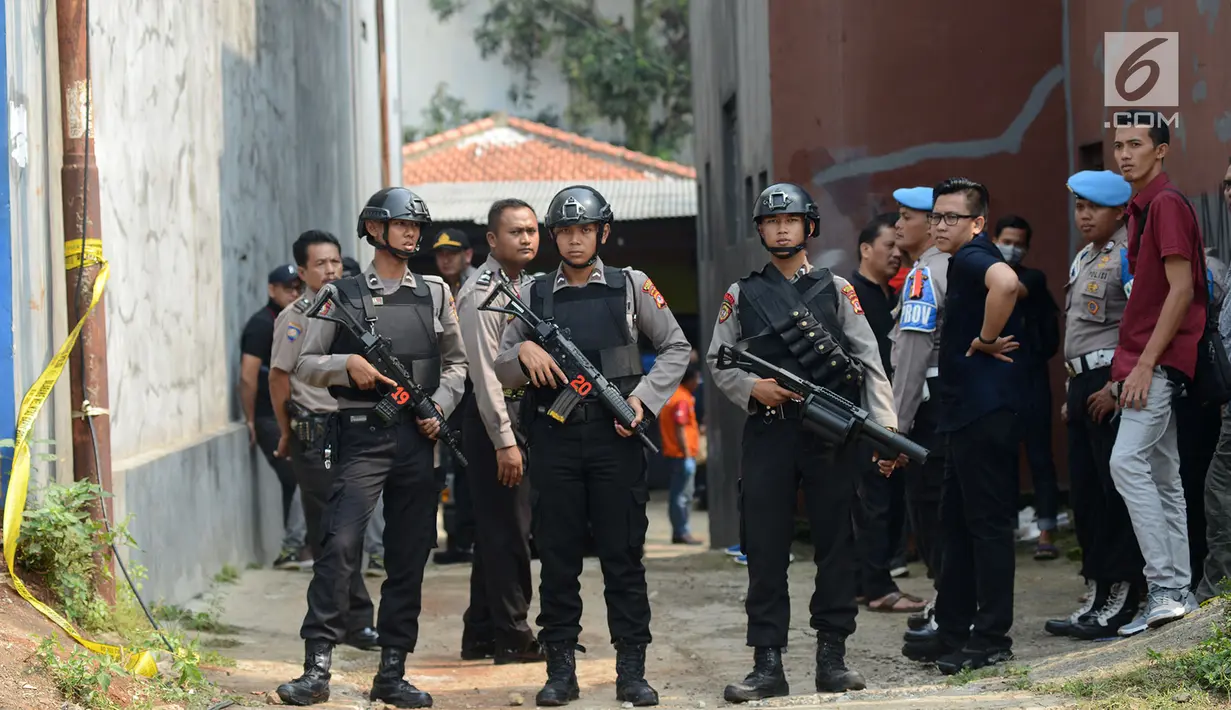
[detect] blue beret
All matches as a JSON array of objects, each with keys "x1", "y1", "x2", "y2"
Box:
[
  {"x1": 893, "y1": 187, "x2": 934, "y2": 212},
  {"x1": 1067, "y1": 170, "x2": 1131, "y2": 208}
]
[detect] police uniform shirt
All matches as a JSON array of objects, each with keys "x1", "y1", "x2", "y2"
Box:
[
  {"x1": 889, "y1": 246, "x2": 950, "y2": 433},
  {"x1": 936, "y1": 233, "x2": 1022, "y2": 433},
  {"x1": 1064, "y1": 227, "x2": 1132, "y2": 362},
  {"x1": 705, "y1": 263, "x2": 897, "y2": 429},
  {"x1": 455, "y1": 255, "x2": 536, "y2": 449},
  {"x1": 493, "y1": 258, "x2": 691, "y2": 417},
  {"x1": 295, "y1": 262, "x2": 468, "y2": 416},
  {"x1": 271, "y1": 289, "x2": 337, "y2": 413}
]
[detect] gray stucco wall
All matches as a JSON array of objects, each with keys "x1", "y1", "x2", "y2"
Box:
[{"x1": 79, "y1": 0, "x2": 365, "y2": 603}]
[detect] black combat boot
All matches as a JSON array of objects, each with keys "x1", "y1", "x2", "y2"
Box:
[
  {"x1": 535, "y1": 642, "x2": 582, "y2": 706},
  {"x1": 275, "y1": 640, "x2": 332, "y2": 706},
  {"x1": 614, "y1": 643, "x2": 659, "y2": 706},
  {"x1": 368, "y1": 648, "x2": 433, "y2": 708},
  {"x1": 815, "y1": 639, "x2": 866, "y2": 693},
  {"x1": 722, "y1": 647, "x2": 789, "y2": 703}
]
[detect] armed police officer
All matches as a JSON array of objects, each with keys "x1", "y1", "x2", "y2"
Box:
[
  {"x1": 889, "y1": 186, "x2": 948, "y2": 633},
  {"x1": 1043, "y1": 170, "x2": 1144, "y2": 639},
  {"x1": 494, "y1": 185, "x2": 690, "y2": 707},
  {"x1": 276, "y1": 188, "x2": 468, "y2": 708},
  {"x1": 455, "y1": 198, "x2": 545, "y2": 664},
  {"x1": 707, "y1": 183, "x2": 897, "y2": 702},
  {"x1": 268, "y1": 230, "x2": 379, "y2": 652}
]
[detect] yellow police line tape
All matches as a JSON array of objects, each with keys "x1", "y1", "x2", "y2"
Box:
[{"x1": 2, "y1": 238, "x2": 158, "y2": 677}]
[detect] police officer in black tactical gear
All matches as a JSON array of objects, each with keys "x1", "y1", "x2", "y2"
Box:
[
  {"x1": 495, "y1": 185, "x2": 691, "y2": 707},
  {"x1": 276, "y1": 187, "x2": 468, "y2": 708},
  {"x1": 706, "y1": 183, "x2": 899, "y2": 702}
]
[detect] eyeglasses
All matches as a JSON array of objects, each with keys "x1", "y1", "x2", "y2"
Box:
[{"x1": 926, "y1": 212, "x2": 978, "y2": 226}]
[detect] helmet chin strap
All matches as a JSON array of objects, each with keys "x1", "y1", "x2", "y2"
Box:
[
  {"x1": 367, "y1": 223, "x2": 416, "y2": 261},
  {"x1": 556, "y1": 224, "x2": 602, "y2": 269},
  {"x1": 763, "y1": 242, "x2": 806, "y2": 259}
]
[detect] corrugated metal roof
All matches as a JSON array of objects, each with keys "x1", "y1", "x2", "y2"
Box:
[{"x1": 407, "y1": 180, "x2": 698, "y2": 223}]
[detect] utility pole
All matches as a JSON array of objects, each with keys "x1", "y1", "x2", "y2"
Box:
[{"x1": 56, "y1": 0, "x2": 114, "y2": 601}]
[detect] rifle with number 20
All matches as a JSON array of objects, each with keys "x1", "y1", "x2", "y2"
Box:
[{"x1": 479, "y1": 281, "x2": 659, "y2": 453}]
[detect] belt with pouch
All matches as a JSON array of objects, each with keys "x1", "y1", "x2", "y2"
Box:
[
  {"x1": 341, "y1": 408, "x2": 405, "y2": 428},
  {"x1": 1065, "y1": 349, "x2": 1115, "y2": 378},
  {"x1": 537, "y1": 399, "x2": 609, "y2": 424},
  {"x1": 503, "y1": 387, "x2": 526, "y2": 402},
  {"x1": 291, "y1": 410, "x2": 331, "y2": 445}
]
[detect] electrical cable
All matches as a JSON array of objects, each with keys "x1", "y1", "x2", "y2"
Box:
[{"x1": 71, "y1": 0, "x2": 174, "y2": 655}]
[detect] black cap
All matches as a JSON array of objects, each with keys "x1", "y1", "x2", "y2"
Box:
[
  {"x1": 268, "y1": 264, "x2": 300, "y2": 285},
  {"x1": 432, "y1": 228, "x2": 471, "y2": 252},
  {"x1": 341, "y1": 256, "x2": 362, "y2": 277}
]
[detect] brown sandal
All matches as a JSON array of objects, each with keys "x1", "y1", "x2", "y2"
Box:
[{"x1": 866, "y1": 591, "x2": 928, "y2": 613}]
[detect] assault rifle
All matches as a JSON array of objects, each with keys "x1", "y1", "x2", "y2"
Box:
[
  {"x1": 715, "y1": 344, "x2": 929, "y2": 464},
  {"x1": 478, "y1": 281, "x2": 659, "y2": 453},
  {"x1": 308, "y1": 283, "x2": 467, "y2": 466}
]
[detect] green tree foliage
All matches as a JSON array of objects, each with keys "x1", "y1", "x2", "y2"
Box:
[{"x1": 427, "y1": 0, "x2": 691, "y2": 160}]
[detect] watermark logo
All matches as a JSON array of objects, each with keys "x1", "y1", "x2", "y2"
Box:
[{"x1": 1103, "y1": 32, "x2": 1179, "y2": 128}]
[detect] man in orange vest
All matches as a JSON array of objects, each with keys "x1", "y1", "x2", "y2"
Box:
[{"x1": 660, "y1": 364, "x2": 703, "y2": 544}]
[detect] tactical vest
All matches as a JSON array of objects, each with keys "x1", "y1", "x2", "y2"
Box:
[
  {"x1": 737, "y1": 265, "x2": 863, "y2": 401},
  {"x1": 326, "y1": 275, "x2": 442, "y2": 403},
  {"x1": 527, "y1": 267, "x2": 644, "y2": 409}
]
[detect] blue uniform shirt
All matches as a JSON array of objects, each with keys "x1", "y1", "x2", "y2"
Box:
[{"x1": 937, "y1": 233, "x2": 1022, "y2": 433}]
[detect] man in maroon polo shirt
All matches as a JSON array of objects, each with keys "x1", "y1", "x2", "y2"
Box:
[{"x1": 1108, "y1": 117, "x2": 1207, "y2": 636}]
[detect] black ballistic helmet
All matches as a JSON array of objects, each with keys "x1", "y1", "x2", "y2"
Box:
[
  {"x1": 545, "y1": 185, "x2": 613, "y2": 268},
  {"x1": 357, "y1": 187, "x2": 432, "y2": 259},
  {"x1": 753, "y1": 182, "x2": 820, "y2": 258}
]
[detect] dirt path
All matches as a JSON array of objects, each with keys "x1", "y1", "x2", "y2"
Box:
[{"x1": 194, "y1": 500, "x2": 1128, "y2": 709}]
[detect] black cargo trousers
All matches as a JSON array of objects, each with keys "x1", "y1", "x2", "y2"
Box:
[
  {"x1": 529, "y1": 405, "x2": 651, "y2": 646},
  {"x1": 739, "y1": 409, "x2": 860, "y2": 647},
  {"x1": 300, "y1": 409, "x2": 438, "y2": 651}
]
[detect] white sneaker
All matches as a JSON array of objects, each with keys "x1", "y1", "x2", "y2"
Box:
[
  {"x1": 724, "y1": 544, "x2": 742, "y2": 556},
  {"x1": 1184, "y1": 590, "x2": 1199, "y2": 614},
  {"x1": 1117, "y1": 609, "x2": 1149, "y2": 637},
  {"x1": 1144, "y1": 585, "x2": 1187, "y2": 629}
]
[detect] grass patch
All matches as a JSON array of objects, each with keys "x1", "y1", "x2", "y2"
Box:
[
  {"x1": 213, "y1": 564, "x2": 240, "y2": 585},
  {"x1": 152, "y1": 603, "x2": 239, "y2": 635},
  {"x1": 1048, "y1": 595, "x2": 1231, "y2": 709},
  {"x1": 945, "y1": 663, "x2": 1031, "y2": 688}
]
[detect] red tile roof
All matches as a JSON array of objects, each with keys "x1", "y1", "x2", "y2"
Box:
[{"x1": 402, "y1": 114, "x2": 696, "y2": 185}]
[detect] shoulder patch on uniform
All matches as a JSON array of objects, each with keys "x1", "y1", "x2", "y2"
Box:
[
  {"x1": 292, "y1": 296, "x2": 312, "y2": 314},
  {"x1": 718, "y1": 291, "x2": 735, "y2": 323},
  {"x1": 840, "y1": 283, "x2": 864, "y2": 315},
  {"x1": 286, "y1": 323, "x2": 302, "y2": 342},
  {"x1": 476, "y1": 269, "x2": 493, "y2": 287},
  {"x1": 641, "y1": 277, "x2": 667, "y2": 309}
]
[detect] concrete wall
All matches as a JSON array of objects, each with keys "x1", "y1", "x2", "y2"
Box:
[
  {"x1": 6, "y1": 0, "x2": 75, "y2": 490},
  {"x1": 690, "y1": 0, "x2": 772, "y2": 547},
  {"x1": 57, "y1": 0, "x2": 374, "y2": 604}
]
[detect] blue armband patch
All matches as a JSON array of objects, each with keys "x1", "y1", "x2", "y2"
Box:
[{"x1": 899, "y1": 266, "x2": 938, "y2": 333}]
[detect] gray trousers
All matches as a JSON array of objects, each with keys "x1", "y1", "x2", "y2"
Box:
[
  {"x1": 1197, "y1": 407, "x2": 1231, "y2": 601},
  {"x1": 1109, "y1": 369, "x2": 1190, "y2": 590}
]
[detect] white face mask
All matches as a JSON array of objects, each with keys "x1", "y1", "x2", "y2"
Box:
[{"x1": 997, "y1": 243, "x2": 1024, "y2": 265}]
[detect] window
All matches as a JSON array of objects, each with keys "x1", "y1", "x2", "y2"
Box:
[
  {"x1": 701, "y1": 162, "x2": 712, "y2": 259},
  {"x1": 744, "y1": 175, "x2": 754, "y2": 237},
  {"x1": 722, "y1": 96, "x2": 739, "y2": 245},
  {"x1": 758, "y1": 170, "x2": 768, "y2": 195},
  {"x1": 1078, "y1": 142, "x2": 1104, "y2": 171}
]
